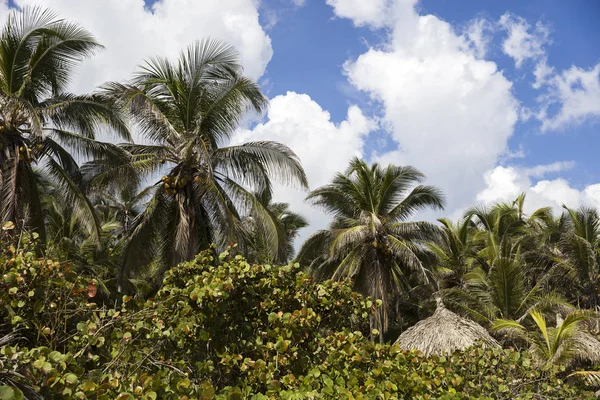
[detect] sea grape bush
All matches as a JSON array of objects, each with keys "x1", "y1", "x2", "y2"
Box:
[{"x1": 0, "y1": 236, "x2": 595, "y2": 399}]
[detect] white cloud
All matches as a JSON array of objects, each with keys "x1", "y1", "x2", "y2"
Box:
[
  {"x1": 532, "y1": 57, "x2": 554, "y2": 89},
  {"x1": 325, "y1": 0, "x2": 411, "y2": 28},
  {"x1": 233, "y1": 92, "x2": 377, "y2": 243},
  {"x1": 291, "y1": 0, "x2": 307, "y2": 7},
  {"x1": 499, "y1": 13, "x2": 550, "y2": 68},
  {"x1": 537, "y1": 63, "x2": 600, "y2": 131},
  {"x1": 523, "y1": 160, "x2": 575, "y2": 178},
  {"x1": 9, "y1": 0, "x2": 273, "y2": 94},
  {"x1": 329, "y1": 0, "x2": 518, "y2": 217},
  {"x1": 0, "y1": 0, "x2": 8, "y2": 16},
  {"x1": 492, "y1": 12, "x2": 600, "y2": 132},
  {"x1": 476, "y1": 164, "x2": 600, "y2": 214},
  {"x1": 463, "y1": 18, "x2": 494, "y2": 59},
  {"x1": 477, "y1": 166, "x2": 525, "y2": 205}
]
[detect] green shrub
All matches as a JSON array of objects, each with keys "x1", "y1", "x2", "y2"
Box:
[{"x1": 0, "y1": 239, "x2": 595, "y2": 399}]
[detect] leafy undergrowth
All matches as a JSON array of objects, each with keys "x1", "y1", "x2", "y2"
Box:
[{"x1": 0, "y1": 237, "x2": 595, "y2": 399}]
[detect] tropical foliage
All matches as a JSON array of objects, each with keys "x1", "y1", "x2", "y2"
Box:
[
  {"x1": 492, "y1": 309, "x2": 599, "y2": 368},
  {"x1": 0, "y1": 6, "x2": 129, "y2": 244},
  {"x1": 1, "y1": 6, "x2": 600, "y2": 399},
  {"x1": 242, "y1": 189, "x2": 308, "y2": 264},
  {"x1": 0, "y1": 240, "x2": 594, "y2": 399},
  {"x1": 93, "y1": 39, "x2": 307, "y2": 285}
]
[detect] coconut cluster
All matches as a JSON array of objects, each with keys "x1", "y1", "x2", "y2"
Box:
[
  {"x1": 161, "y1": 173, "x2": 200, "y2": 195},
  {"x1": 17, "y1": 145, "x2": 35, "y2": 163}
]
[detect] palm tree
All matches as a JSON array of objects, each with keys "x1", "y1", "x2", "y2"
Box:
[
  {"x1": 242, "y1": 189, "x2": 308, "y2": 264},
  {"x1": 94, "y1": 39, "x2": 307, "y2": 282},
  {"x1": 297, "y1": 157, "x2": 445, "y2": 338},
  {"x1": 93, "y1": 183, "x2": 153, "y2": 235},
  {"x1": 492, "y1": 310, "x2": 598, "y2": 368},
  {"x1": 559, "y1": 206, "x2": 600, "y2": 309},
  {"x1": 428, "y1": 217, "x2": 476, "y2": 288},
  {"x1": 0, "y1": 7, "x2": 130, "y2": 243},
  {"x1": 443, "y1": 195, "x2": 572, "y2": 325},
  {"x1": 40, "y1": 180, "x2": 126, "y2": 296},
  {"x1": 446, "y1": 249, "x2": 571, "y2": 324}
]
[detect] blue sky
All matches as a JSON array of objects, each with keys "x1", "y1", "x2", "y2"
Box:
[
  {"x1": 2, "y1": 0, "x2": 600, "y2": 240},
  {"x1": 257, "y1": 0, "x2": 600, "y2": 184}
]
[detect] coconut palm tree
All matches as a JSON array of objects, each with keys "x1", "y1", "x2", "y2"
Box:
[
  {"x1": 428, "y1": 217, "x2": 476, "y2": 288},
  {"x1": 558, "y1": 206, "x2": 600, "y2": 309},
  {"x1": 93, "y1": 39, "x2": 307, "y2": 282},
  {"x1": 0, "y1": 7, "x2": 130, "y2": 243},
  {"x1": 492, "y1": 310, "x2": 600, "y2": 368},
  {"x1": 297, "y1": 157, "x2": 445, "y2": 338},
  {"x1": 93, "y1": 183, "x2": 153, "y2": 235},
  {"x1": 443, "y1": 195, "x2": 571, "y2": 325},
  {"x1": 446, "y1": 248, "x2": 571, "y2": 324},
  {"x1": 40, "y1": 180, "x2": 127, "y2": 295},
  {"x1": 243, "y1": 189, "x2": 308, "y2": 264}
]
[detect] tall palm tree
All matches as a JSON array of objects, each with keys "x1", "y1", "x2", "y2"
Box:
[
  {"x1": 0, "y1": 7, "x2": 130, "y2": 243},
  {"x1": 297, "y1": 157, "x2": 445, "y2": 338},
  {"x1": 243, "y1": 189, "x2": 308, "y2": 264},
  {"x1": 94, "y1": 39, "x2": 307, "y2": 282}
]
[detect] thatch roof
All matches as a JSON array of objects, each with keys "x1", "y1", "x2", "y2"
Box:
[{"x1": 394, "y1": 302, "x2": 500, "y2": 357}]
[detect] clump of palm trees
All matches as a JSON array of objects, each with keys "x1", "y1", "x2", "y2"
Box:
[
  {"x1": 0, "y1": 7, "x2": 307, "y2": 291},
  {"x1": 2, "y1": 7, "x2": 600, "y2": 370}
]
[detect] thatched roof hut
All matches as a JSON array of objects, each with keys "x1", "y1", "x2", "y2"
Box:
[{"x1": 394, "y1": 301, "x2": 500, "y2": 357}]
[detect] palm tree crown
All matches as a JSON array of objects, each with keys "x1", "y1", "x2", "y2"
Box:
[
  {"x1": 297, "y1": 157, "x2": 444, "y2": 337},
  {"x1": 0, "y1": 7, "x2": 130, "y2": 243},
  {"x1": 96, "y1": 39, "x2": 308, "y2": 282}
]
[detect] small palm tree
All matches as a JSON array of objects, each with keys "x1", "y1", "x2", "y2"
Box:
[
  {"x1": 0, "y1": 7, "x2": 130, "y2": 243},
  {"x1": 93, "y1": 183, "x2": 153, "y2": 235},
  {"x1": 297, "y1": 157, "x2": 444, "y2": 338},
  {"x1": 492, "y1": 310, "x2": 598, "y2": 368},
  {"x1": 243, "y1": 190, "x2": 308, "y2": 264},
  {"x1": 94, "y1": 39, "x2": 307, "y2": 282},
  {"x1": 444, "y1": 195, "x2": 571, "y2": 325},
  {"x1": 41, "y1": 182, "x2": 126, "y2": 296}
]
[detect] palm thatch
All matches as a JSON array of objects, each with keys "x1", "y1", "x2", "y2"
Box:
[
  {"x1": 394, "y1": 301, "x2": 500, "y2": 356},
  {"x1": 572, "y1": 331, "x2": 600, "y2": 365}
]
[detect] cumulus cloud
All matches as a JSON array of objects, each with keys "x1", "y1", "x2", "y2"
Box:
[
  {"x1": 477, "y1": 163, "x2": 600, "y2": 214},
  {"x1": 493, "y1": 12, "x2": 600, "y2": 132},
  {"x1": 499, "y1": 12, "x2": 550, "y2": 68},
  {"x1": 233, "y1": 92, "x2": 377, "y2": 242},
  {"x1": 329, "y1": 0, "x2": 518, "y2": 217},
  {"x1": 8, "y1": 0, "x2": 273, "y2": 93},
  {"x1": 325, "y1": 0, "x2": 414, "y2": 28},
  {"x1": 537, "y1": 63, "x2": 600, "y2": 131}
]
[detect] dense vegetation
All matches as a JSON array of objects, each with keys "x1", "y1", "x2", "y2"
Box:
[
  {"x1": 1, "y1": 6, "x2": 600, "y2": 399},
  {"x1": 0, "y1": 238, "x2": 595, "y2": 399}
]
